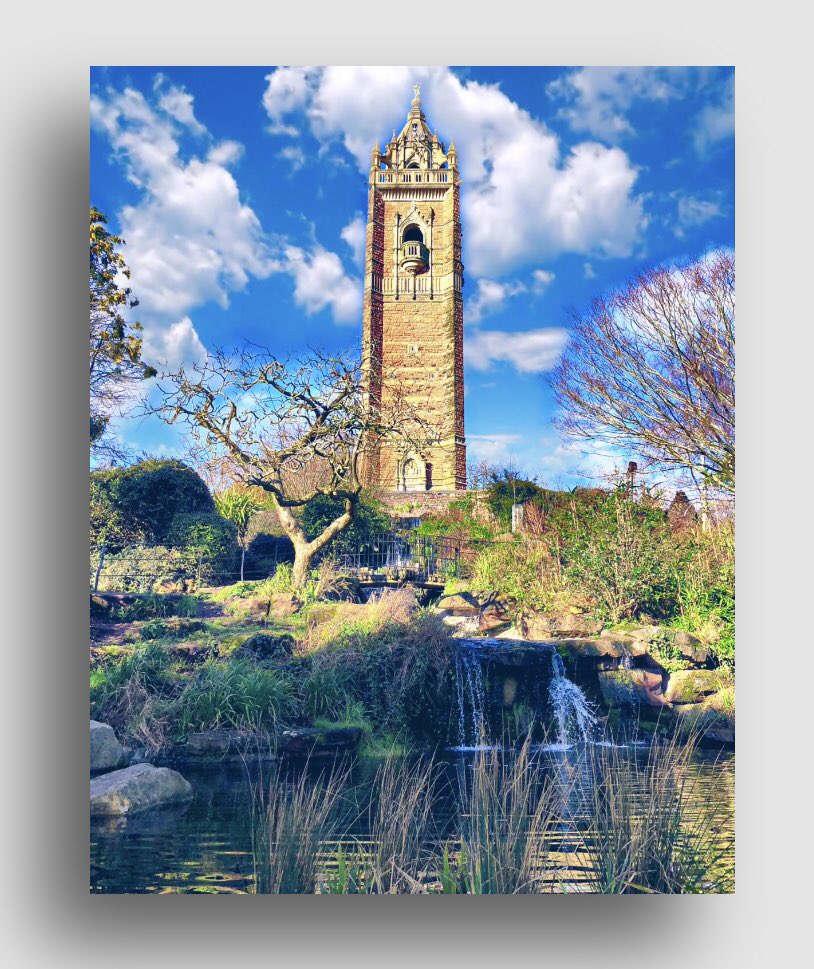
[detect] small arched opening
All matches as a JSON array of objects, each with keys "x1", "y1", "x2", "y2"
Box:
[{"x1": 402, "y1": 224, "x2": 424, "y2": 244}]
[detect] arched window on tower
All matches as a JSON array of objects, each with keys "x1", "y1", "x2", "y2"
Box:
[
  {"x1": 407, "y1": 162, "x2": 420, "y2": 169},
  {"x1": 402, "y1": 224, "x2": 424, "y2": 244}
]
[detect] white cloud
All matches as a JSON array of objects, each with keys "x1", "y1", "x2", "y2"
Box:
[
  {"x1": 280, "y1": 144, "x2": 306, "y2": 170},
  {"x1": 92, "y1": 80, "x2": 361, "y2": 331},
  {"x1": 468, "y1": 278, "x2": 526, "y2": 323},
  {"x1": 674, "y1": 193, "x2": 725, "y2": 235},
  {"x1": 340, "y1": 213, "x2": 366, "y2": 268},
  {"x1": 262, "y1": 67, "x2": 644, "y2": 277},
  {"x1": 466, "y1": 328, "x2": 568, "y2": 373},
  {"x1": 532, "y1": 269, "x2": 555, "y2": 293},
  {"x1": 694, "y1": 74, "x2": 734, "y2": 155},
  {"x1": 547, "y1": 67, "x2": 689, "y2": 142},
  {"x1": 142, "y1": 316, "x2": 208, "y2": 369},
  {"x1": 583, "y1": 262, "x2": 596, "y2": 279},
  {"x1": 153, "y1": 74, "x2": 207, "y2": 137},
  {"x1": 282, "y1": 245, "x2": 361, "y2": 325},
  {"x1": 468, "y1": 433, "x2": 522, "y2": 463}
]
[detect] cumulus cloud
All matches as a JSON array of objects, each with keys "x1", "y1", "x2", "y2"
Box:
[
  {"x1": 282, "y1": 245, "x2": 361, "y2": 324},
  {"x1": 340, "y1": 213, "x2": 366, "y2": 268},
  {"x1": 547, "y1": 67, "x2": 689, "y2": 141},
  {"x1": 262, "y1": 66, "x2": 645, "y2": 277},
  {"x1": 153, "y1": 74, "x2": 208, "y2": 137},
  {"x1": 468, "y1": 278, "x2": 526, "y2": 323},
  {"x1": 466, "y1": 328, "x2": 568, "y2": 374},
  {"x1": 91, "y1": 79, "x2": 361, "y2": 338},
  {"x1": 142, "y1": 316, "x2": 208, "y2": 369}
]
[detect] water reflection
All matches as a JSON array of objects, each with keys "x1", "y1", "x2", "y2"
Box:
[{"x1": 90, "y1": 747, "x2": 734, "y2": 894}]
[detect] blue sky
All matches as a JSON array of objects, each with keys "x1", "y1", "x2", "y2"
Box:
[{"x1": 90, "y1": 66, "x2": 734, "y2": 487}]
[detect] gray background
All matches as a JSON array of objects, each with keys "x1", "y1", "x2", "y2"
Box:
[{"x1": 1, "y1": 0, "x2": 806, "y2": 964}]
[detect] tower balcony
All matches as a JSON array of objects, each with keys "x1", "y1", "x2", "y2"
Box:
[{"x1": 400, "y1": 241, "x2": 430, "y2": 275}]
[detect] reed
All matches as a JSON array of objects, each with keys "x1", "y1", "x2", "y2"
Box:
[
  {"x1": 251, "y1": 761, "x2": 350, "y2": 894},
  {"x1": 451, "y1": 738, "x2": 562, "y2": 894},
  {"x1": 583, "y1": 730, "x2": 734, "y2": 893}
]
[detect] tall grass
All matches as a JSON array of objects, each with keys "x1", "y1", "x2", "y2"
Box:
[{"x1": 583, "y1": 731, "x2": 734, "y2": 893}]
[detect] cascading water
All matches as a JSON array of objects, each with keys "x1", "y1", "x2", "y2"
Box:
[
  {"x1": 453, "y1": 649, "x2": 487, "y2": 749},
  {"x1": 548, "y1": 652, "x2": 597, "y2": 746}
]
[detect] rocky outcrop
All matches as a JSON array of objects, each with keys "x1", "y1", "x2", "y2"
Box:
[
  {"x1": 598, "y1": 669, "x2": 667, "y2": 708},
  {"x1": 663, "y1": 670, "x2": 724, "y2": 704},
  {"x1": 279, "y1": 726, "x2": 362, "y2": 756},
  {"x1": 90, "y1": 764, "x2": 192, "y2": 816},
  {"x1": 599, "y1": 627, "x2": 709, "y2": 665},
  {"x1": 90, "y1": 720, "x2": 124, "y2": 771}
]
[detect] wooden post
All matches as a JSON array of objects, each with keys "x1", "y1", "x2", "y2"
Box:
[{"x1": 93, "y1": 542, "x2": 106, "y2": 592}]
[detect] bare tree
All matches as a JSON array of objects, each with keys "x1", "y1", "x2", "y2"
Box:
[
  {"x1": 552, "y1": 251, "x2": 735, "y2": 493},
  {"x1": 150, "y1": 345, "x2": 432, "y2": 588}
]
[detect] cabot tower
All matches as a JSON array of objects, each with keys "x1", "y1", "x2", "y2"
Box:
[{"x1": 362, "y1": 85, "x2": 466, "y2": 491}]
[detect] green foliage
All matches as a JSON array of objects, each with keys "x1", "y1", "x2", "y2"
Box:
[
  {"x1": 89, "y1": 207, "x2": 156, "y2": 458},
  {"x1": 469, "y1": 541, "x2": 561, "y2": 614},
  {"x1": 213, "y1": 489, "x2": 262, "y2": 541},
  {"x1": 166, "y1": 512, "x2": 238, "y2": 584},
  {"x1": 301, "y1": 491, "x2": 390, "y2": 549},
  {"x1": 672, "y1": 532, "x2": 735, "y2": 663},
  {"x1": 484, "y1": 474, "x2": 545, "y2": 529},
  {"x1": 90, "y1": 459, "x2": 215, "y2": 551}
]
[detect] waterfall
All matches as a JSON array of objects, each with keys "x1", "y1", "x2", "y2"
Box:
[
  {"x1": 548, "y1": 652, "x2": 597, "y2": 746},
  {"x1": 453, "y1": 649, "x2": 487, "y2": 748}
]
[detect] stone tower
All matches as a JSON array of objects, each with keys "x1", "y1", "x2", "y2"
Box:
[{"x1": 362, "y1": 85, "x2": 466, "y2": 492}]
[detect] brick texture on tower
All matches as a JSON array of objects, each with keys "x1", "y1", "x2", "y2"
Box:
[{"x1": 361, "y1": 85, "x2": 466, "y2": 492}]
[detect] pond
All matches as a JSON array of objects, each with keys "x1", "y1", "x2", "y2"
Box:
[{"x1": 90, "y1": 743, "x2": 734, "y2": 894}]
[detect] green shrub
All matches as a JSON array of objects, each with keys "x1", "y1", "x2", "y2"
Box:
[
  {"x1": 113, "y1": 594, "x2": 200, "y2": 621},
  {"x1": 563, "y1": 490, "x2": 677, "y2": 623},
  {"x1": 90, "y1": 458, "x2": 214, "y2": 551},
  {"x1": 416, "y1": 493, "x2": 496, "y2": 542},
  {"x1": 166, "y1": 512, "x2": 238, "y2": 585}
]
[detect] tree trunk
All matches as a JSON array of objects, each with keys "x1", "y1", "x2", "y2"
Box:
[
  {"x1": 240, "y1": 545, "x2": 246, "y2": 582},
  {"x1": 271, "y1": 494, "x2": 358, "y2": 590}
]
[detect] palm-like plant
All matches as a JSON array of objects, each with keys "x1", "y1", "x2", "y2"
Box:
[{"x1": 214, "y1": 488, "x2": 262, "y2": 581}]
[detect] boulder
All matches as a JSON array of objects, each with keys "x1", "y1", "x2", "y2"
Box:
[
  {"x1": 90, "y1": 720, "x2": 124, "y2": 772},
  {"x1": 279, "y1": 726, "x2": 363, "y2": 757},
  {"x1": 90, "y1": 764, "x2": 192, "y2": 816},
  {"x1": 270, "y1": 592, "x2": 302, "y2": 618},
  {"x1": 598, "y1": 669, "x2": 666, "y2": 708},
  {"x1": 435, "y1": 592, "x2": 481, "y2": 616},
  {"x1": 233, "y1": 631, "x2": 294, "y2": 662},
  {"x1": 523, "y1": 611, "x2": 603, "y2": 639},
  {"x1": 663, "y1": 670, "x2": 724, "y2": 704},
  {"x1": 556, "y1": 638, "x2": 627, "y2": 660},
  {"x1": 479, "y1": 601, "x2": 511, "y2": 633}
]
